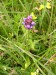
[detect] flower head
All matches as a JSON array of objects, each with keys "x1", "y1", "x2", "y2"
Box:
[{"x1": 22, "y1": 15, "x2": 36, "y2": 29}]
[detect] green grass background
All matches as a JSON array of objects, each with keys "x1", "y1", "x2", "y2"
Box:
[{"x1": 0, "y1": 0, "x2": 56, "y2": 75}]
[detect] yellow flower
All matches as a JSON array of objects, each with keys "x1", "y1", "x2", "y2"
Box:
[
  {"x1": 46, "y1": 2, "x2": 51, "y2": 9},
  {"x1": 31, "y1": 12, "x2": 37, "y2": 19},
  {"x1": 38, "y1": 5, "x2": 44, "y2": 11},
  {"x1": 31, "y1": 72, "x2": 36, "y2": 75},
  {"x1": 38, "y1": 2, "x2": 51, "y2": 11}
]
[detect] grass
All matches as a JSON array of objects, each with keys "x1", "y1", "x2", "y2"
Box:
[{"x1": 0, "y1": 0, "x2": 56, "y2": 75}]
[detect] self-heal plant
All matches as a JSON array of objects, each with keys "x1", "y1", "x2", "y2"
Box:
[{"x1": 22, "y1": 13, "x2": 36, "y2": 29}]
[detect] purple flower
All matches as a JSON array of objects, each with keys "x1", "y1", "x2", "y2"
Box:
[{"x1": 22, "y1": 15, "x2": 36, "y2": 29}]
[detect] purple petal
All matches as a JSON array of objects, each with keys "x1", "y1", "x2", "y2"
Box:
[
  {"x1": 31, "y1": 22, "x2": 36, "y2": 26},
  {"x1": 25, "y1": 25, "x2": 31, "y2": 29},
  {"x1": 27, "y1": 16, "x2": 32, "y2": 19},
  {"x1": 30, "y1": 26, "x2": 33, "y2": 28},
  {"x1": 23, "y1": 18, "x2": 26, "y2": 21},
  {"x1": 22, "y1": 22, "x2": 25, "y2": 25}
]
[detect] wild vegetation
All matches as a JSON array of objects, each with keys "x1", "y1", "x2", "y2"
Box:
[{"x1": 0, "y1": 0, "x2": 56, "y2": 75}]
